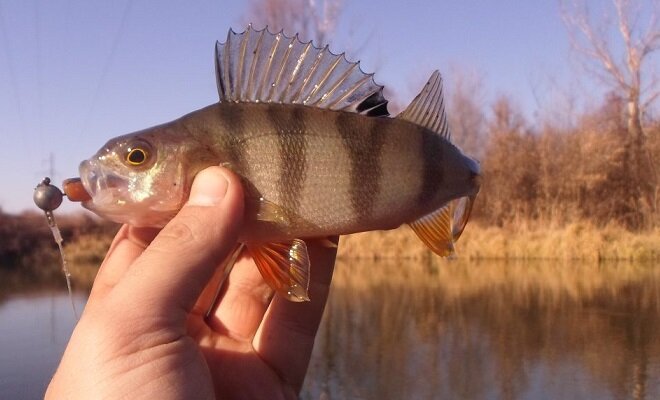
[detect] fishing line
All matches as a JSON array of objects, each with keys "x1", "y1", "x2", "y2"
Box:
[
  {"x1": 33, "y1": 0, "x2": 45, "y2": 165},
  {"x1": 78, "y1": 0, "x2": 134, "y2": 140},
  {"x1": 0, "y1": 2, "x2": 31, "y2": 163}
]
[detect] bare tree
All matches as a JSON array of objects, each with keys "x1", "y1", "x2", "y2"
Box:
[
  {"x1": 477, "y1": 96, "x2": 540, "y2": 225},
  {"x1": 560, "y1": 0, "x2": 660, "y2": 227},
  {"x1": 245, "y1": 0, "x2": 342, "y2": 45}
]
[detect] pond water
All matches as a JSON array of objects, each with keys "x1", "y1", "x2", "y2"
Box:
[
  {"x1": 1, "y1": 260, "x2": 658, "y2": 399},
  {"x1": 0, "y1": 291, "x2": 86, "y2": 399}
]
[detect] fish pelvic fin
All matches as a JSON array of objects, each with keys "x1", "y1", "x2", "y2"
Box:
[
  {"x1": 247, "y1": 239, "x2": 311, "y2": 302},
  {"x1": 408, "y1": 196, "x2": 475, "y2": 257},
  {"x1": 397, "y1": 71, "x2": 450, "y2": 140},
  {"x1": 215, "y1": 24, "x2": 389, "y2": 116}
]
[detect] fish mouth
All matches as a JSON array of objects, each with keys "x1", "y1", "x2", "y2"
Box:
[{"x1": 79, "y1": 159, "x2": 129, "y2": 208}]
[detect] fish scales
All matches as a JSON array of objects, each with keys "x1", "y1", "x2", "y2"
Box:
[
  {"x1": 335, "y1": 111, "x2": 387, "y2": 225},
  {"x1": 419, "y1": 131, "x2": 445, "y2": 206},
  {"x1": 182, "y1": 102, "x2": 437, "y2": 239},
  {"x1": 215, "y1": 104, "x2": 250, "y2": 178},
  {"x1": 268, "y1": 106, "x2": 308, "y2": 221}
]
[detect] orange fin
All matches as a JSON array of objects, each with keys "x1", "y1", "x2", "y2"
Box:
[
  {"x1": 408, "y1": 205, "x2": 455, "y2": 257},
  {"x1": 247, "y1": 240, "x2": 311, "y2": 302},
  {"x1": 408, "y1": 196, "x2": 476, "y2": 257},
  {"x1": 450, "y1": 196, "x2": 475, "y2": 242}
]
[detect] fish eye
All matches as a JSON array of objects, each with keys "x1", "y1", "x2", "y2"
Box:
[
  {"x1": 127, "y1": 148, "x2": 147, "y2": 165},
  {"x1": 124, "y1": 140, "x2": 154, "y2": 167}
]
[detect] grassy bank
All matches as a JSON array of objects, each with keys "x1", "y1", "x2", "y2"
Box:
[
  {"x1": 2, "y1": 221, "x2": 656, "y2": 298},
  {"x1": 41, "y1": 222, "x2": 660, "y2": 265},
  {"x1": 3, "y1": 211, "x2": 657, "y2": 284},
  {"x1": 338, "y1": 223, "x2": 660, "y2": 262}
]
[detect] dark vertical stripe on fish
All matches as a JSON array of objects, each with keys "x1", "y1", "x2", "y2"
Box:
[
  {"x1": 216, "y1": 104, "x2": 248, "y2": 175},
  {"x1": 418, "y1": 130, "x2": 444, "y2": 206},
  {"x1": 267, "y1": 105, "x2": 307, "y2": 218},
  {"x1": 336, "y1": 112, "x2": 386, "y2": 223}
]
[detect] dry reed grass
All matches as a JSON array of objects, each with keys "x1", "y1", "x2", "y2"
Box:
[
  {"x1": 64, "y1": 234, "x2": 115, "y2": 290},
  {"x1": 338, "y1": 223, "x2": 660, "y2": 262}
]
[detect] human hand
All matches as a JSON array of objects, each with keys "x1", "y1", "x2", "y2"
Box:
[{"x1": 46, "y1": 166, "x2": 338, "y2": 399}]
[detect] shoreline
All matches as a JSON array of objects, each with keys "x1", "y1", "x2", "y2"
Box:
[{"x1": 2, "y1": 220, "x2": 658, "y2": 274}]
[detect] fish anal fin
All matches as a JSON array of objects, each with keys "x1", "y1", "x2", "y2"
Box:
[
  {"x1": 397, "y1": 70, "x2": 450, "y2": 139},
  {"x1": 450, "y1": 196, "x2": 475, "y2": 242},
  {"x1": 408, "y1": 205, "x2": 455, "y2": 257},
  {"x1": 247, "y1": 239, "x2": 311, "y2": 302}
]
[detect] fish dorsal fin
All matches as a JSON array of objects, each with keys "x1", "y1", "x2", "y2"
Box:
[
  {"x1": 246, "y1": 240, "x2": 311, "y2": 302},
  {"x1": 215, "y1": 25, "x2": 389, "y2": 116},
  {"x1": 397, "y1": 70, "x2": 450, "y2": 139},
  {"x1": 408, "y1": 196, "x2": 475, "y2": 257}
]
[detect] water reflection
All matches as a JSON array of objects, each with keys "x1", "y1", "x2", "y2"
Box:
[
  {"x1": 0, "y1": 290, "x2": 86, "y2": 399},
  {"x1": 0, "y1": 260, "x2": 658, "y2": 399},
  {"x1": 303, "y1": 260, "x2": 660, "y2": 400}
]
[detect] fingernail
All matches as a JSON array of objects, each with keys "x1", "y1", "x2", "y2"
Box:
[{"x1": 187, "y1": 167, "x2": 229, "y2": 206}]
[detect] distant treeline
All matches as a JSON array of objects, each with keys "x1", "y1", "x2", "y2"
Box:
[
  {"x1": 2, "y1": 92, "x2": 658, "y2": 266},
  {"x1": 452, "y1": 94, "x2": 660, "y2": 231}
]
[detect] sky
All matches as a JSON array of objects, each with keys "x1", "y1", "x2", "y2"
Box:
[{"x1": 0, "y1": 0, "x2": 610, "y2": 214}]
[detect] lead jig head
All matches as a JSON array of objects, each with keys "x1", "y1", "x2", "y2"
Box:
[{"x1": 33, "y1": 177, "x2": 64, "y2": 212}]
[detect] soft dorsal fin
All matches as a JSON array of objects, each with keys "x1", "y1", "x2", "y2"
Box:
[
  {"x1": 215, "y1": 25, "x2": 389, "y2": 116},
  {"x1": 397, "y1": 70, "x2": 450, "y2": 139}
]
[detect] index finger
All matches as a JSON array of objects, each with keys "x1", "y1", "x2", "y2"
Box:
[
  {"x1": 253, "y1": 237, "x2": 338, "y2": 392},
  {"x1": 88, "y1": 225, "x2": 159, "y2": 302}
]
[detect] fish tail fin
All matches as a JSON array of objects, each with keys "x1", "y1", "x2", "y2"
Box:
[{"x1": 396, "y1": 70, "x2": 450, "y2": 140}]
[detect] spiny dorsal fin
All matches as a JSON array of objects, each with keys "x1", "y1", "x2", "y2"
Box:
[
  {"x1": 215, "y1": 25, "x2": 389, "y2": 116},
  {"x1": 397, "y1": 70, "x2": 450, "y2": 139}
]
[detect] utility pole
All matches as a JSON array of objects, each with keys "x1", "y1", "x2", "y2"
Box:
[{"x1": 48, "y1": 152, "x2": 55, "y2": 179}]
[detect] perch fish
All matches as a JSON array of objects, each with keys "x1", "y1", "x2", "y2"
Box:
[{"x1": 64, "y1": 26, "x2": 481, "y2": 302}]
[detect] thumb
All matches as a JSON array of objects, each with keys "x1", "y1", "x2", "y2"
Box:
[{"x1": 116, "y1": 166, "x2": 244, "y2": 317}]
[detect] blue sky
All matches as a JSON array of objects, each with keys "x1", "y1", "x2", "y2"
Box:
[{"x1": 0, "y1": 0, "x2": 602, "y2": 213}]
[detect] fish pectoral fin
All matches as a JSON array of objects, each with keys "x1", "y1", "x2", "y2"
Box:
[
  {"x1": 316, "y1": 236, "x2": 339, "y2": 249},
  {"x1": 408, "y1": 205, "x2": 455, "y2": 257},
  {"x1": 246, "y1": 196, "x2": 321, "y2": 235},
  {"x1": 247, "y1": 239, "x2": 311, "y2": 302},
  {"x1": 246, "y1": 196, "x2": 290, "y2": 224}
]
